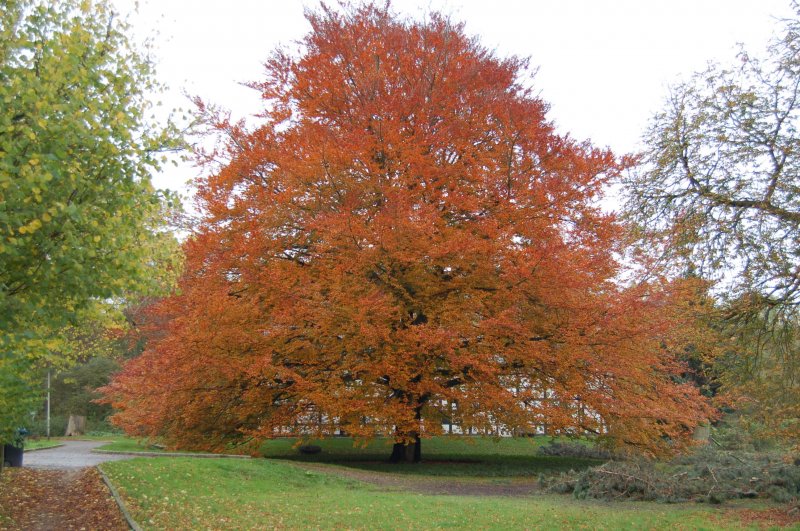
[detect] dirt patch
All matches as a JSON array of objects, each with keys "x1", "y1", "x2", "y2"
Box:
[
  {"x1": 289, "y1": 461, "x2": 541, "y2": 496},
  {"x1": 0, "y1": 467, "x2": 127, "y2": 530},
  {"x1": 729, "y1": 506, "x2": 800, "y2": 529}
]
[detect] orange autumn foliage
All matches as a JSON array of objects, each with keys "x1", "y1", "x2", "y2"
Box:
[{"x1": 103, "y1": 3, "x2": 714, "y2": 458}]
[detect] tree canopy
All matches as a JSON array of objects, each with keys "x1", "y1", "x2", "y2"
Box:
[
  {"x1": 0, "y1": 0, "x2": 181, "y2": 442},
  {"x1": 104, "y1": 3, "x2": 713, "y2": 460}
]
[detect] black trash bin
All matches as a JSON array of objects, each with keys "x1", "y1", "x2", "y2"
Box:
[{"x1": 2, "y1": 444, "x2": 23, "y2": 467}]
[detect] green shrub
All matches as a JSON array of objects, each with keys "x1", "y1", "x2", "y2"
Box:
[
  {"x1": 25, "y1": 415, "x2": 120, "y2": 438},
  {"x1": 26, "y1": 415, "x2": 68, "y2": 438}
]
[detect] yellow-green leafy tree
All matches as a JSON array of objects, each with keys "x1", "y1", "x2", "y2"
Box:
[{"x1": 0, "y1": 0, "x2": 181, "y2": 447}]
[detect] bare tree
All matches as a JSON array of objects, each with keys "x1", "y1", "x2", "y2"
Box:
[{"x1": 626, "y1": 7, "x2": 800, "y2": 315}]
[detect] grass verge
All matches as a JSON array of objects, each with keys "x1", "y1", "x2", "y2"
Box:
[
  {"x1": 59, "y1": 433, "x2": 128, "y2": 442},
  {"x1": 95, "y1": 438, "x2": 174, "y2": 454},
  {"x1": 23, "y1": 439, "x2": 63, "y2": 451},
  {"x1": 95, "y1": 438, "x2": 227, "y2": 456}
]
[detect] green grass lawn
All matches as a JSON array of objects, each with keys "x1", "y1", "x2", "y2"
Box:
[
  {"x1": 95, "y1": 438, "x2": 187, "y2": 454},
  {"x1": 60, "y1": 433, "x2": 129, "y2": 441},
  {"x1": 23, "y1": 439, "x2": 62, "y2": 451},
  {"x1": 101, "y1": 457, "x2": 754, "y2": 530},
  {"x1": 259, "y1": 436, "x2": 600, "y2": 477}
]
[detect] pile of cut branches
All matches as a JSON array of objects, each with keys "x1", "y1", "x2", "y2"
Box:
[
  {"x1": 547, "y1": 447, "x2": 800, "y2": 504},
  {"x1": 536, "y1": 440, "x2": 617, "y2": 461}
]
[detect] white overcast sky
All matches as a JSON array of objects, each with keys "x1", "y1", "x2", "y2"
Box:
[{"x1": 113, "y1": 0, "x2": 794, "y2": 199}]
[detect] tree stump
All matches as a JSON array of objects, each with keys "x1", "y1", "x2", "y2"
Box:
[{"x1": 65, "y1": 415, "x2": 86, "y2": 437}]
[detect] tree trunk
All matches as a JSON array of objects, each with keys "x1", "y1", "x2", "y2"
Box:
[
  {"x1": 388, "y1": 400, "x2": 424, "y2": 463},
  {"x1": 389, "y1": 433, "x2": 421, "y2": 463},
  {"x1": 0, "y1": 444, "x2": 4, "y2": 474},
  {"x1": 389, "y1": 441, "x2": 410, "y2": 463}
]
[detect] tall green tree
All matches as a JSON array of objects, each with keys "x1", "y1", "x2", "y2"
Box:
[{"x1": 0, "y1": 0, "x2": 181, "y2": 445}]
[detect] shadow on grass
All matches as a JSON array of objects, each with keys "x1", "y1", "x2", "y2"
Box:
[
  {"x1": 311, "y1": 456, "x2": 601, "y2": 477},
  {"x1": 260, "y1": 436, "x2": 603, "y2": 477}
]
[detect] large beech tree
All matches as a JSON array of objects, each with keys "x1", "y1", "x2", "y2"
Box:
[{"x1": 105, "y1": 4, "x2": 713, "y2": 460}]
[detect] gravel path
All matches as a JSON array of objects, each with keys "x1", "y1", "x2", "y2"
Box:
[{"x1": 23, "y1": 440, "x2": 134, "y2": 469}]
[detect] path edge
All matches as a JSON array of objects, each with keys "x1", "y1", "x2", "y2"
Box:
[
  {"x1": 92, "y1": 448, "x2": 250, "y2": 459},
  {"x1": 97, "y1": 465, "x2": 143, "y2": 531},
  {"x1": 24, "y1": 443, "x2": 65, "y2": 452}
]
